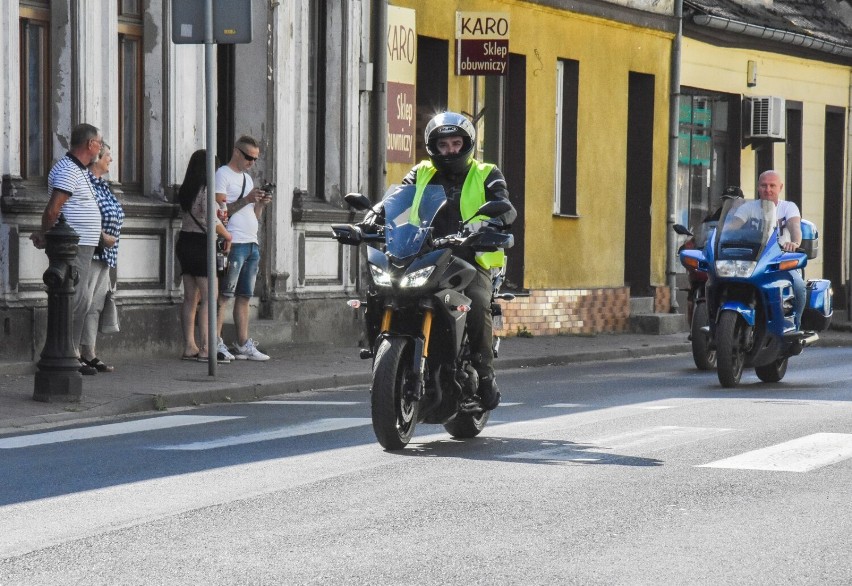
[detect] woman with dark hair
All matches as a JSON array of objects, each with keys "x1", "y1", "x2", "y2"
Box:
[{"x1": 175, "y1": 149, "x2": 232, "y2": 361}]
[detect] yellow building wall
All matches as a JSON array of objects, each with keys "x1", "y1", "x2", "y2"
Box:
[
  {"x1": 390, "y1": 0, "x2": 673, "y2": 291},
  {"x1": 681, "y1": 37, "x2": 852, "y2": 279}
]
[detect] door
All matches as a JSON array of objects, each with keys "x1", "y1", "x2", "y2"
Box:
[
  {"x1": 624, "y1": 72, "x2": 655, "y2": 297},
  {"x1": 824, "y1": 106, "x2": 846, "y2": 307}
]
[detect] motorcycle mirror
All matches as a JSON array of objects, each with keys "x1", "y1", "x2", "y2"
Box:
[
  {"x1": 463, "y1": 200, "x2": 512, "y2": 225},
  {"x1": 344, "y1": 192, "x2": 373, "y2": 211},
  {"x1": 673, "y1": 224, "x2": 693, "y2": 237}
]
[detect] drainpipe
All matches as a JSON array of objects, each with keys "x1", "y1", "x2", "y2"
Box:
[
  {"x1": 847, "y1": 69, "x2": 852, "y2": 320},
  {"x1": 666, "y1": 0, "x2": 683, "y2": 313},
  {"x1": 369, "y1": 0, "x2": 387, "y2": 199}
]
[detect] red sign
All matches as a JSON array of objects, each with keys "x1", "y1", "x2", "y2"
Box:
[{"x1": 386, "y1": 82, "x2": 415, "y2": 163}]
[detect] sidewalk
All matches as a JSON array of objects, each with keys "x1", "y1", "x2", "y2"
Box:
[{"x1": 3, "y1": 326, "x2": 852, "y2": 435}]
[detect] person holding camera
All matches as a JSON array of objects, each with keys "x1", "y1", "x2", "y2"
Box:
[
  {"x1": 214, "y1": 135, "x2": 272, "y2": 361},
  {"x1": 176, "y1": 149, "x2": 232, "y2": 362}
]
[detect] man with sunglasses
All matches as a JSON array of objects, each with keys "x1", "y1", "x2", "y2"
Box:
[
  {"x1": 31, "y1": 123, "x2": 105, "y2": 375},
  {"x1": 214, "y1": 135, "x2": 272, "y2": 362}
]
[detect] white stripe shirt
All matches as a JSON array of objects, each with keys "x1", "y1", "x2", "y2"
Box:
[{"x1": 48, "y1": 154, "x2": 101, "y2": 246}]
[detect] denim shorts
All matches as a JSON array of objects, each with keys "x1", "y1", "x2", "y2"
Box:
[{"x1": 221, "y1": 242, "x2": 260, "y2": 298}]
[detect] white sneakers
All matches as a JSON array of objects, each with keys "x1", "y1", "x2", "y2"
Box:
[
  {"x1": 232, "y1": 338, "x2": 270, "y2": 361},
  {"x1": 217, "y1": 337, "x2": 235, "y2": 362}
]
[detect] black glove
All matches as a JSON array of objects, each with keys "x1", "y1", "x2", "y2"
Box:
[
  {"x1": 480, "y1": 221, "x2": 504, "y2": 233},
  {"x1": 357, "y1": 209, "x2": 383, "y2": 233}
]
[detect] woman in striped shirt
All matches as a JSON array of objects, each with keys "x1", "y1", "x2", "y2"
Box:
[{"x1": 80, "y1": 142, "x2": 125, "y2": 373}]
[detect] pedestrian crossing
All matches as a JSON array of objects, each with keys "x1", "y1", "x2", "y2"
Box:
[{"x1": 1, "y1": 401, "x2": 851, "y2": 473}]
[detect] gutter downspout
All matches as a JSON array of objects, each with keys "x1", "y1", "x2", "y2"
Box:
[
  {"x1": 666, "y1": 0, "x2": 683, "y2": 313},
  {"x1": 847, "y1": 69, "x2": 852, "y2": 320},
  {"x1": 369, "y1": 0, "x2": 387, "y2": 200}
]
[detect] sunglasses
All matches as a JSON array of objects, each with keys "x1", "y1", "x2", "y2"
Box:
[{"x1": 237, "y1": 147, "x2": 257, "y2": 162}]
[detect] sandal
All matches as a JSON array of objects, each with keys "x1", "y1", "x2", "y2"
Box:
[
  {"x1": 181, "y1": 353, "x2": 200, "y2": 361},
  {"x1": 83, "y1": 357, "x2": 114, "y2": 373}
]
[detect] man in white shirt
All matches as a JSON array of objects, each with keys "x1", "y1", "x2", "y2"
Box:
[
  {"x1": 214, "y1": 135, "x2": 272, "y2": 361},
  {"x1": 31, "y1": 123, "x2": 105, "y2": 375},
  {"x1": 758, "y1": 170, "x2": 806, "y2": 327}
]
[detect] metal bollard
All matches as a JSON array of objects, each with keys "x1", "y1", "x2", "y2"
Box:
[{"x1": 33, "y1": 214, "x2": 83, "y2": 402}]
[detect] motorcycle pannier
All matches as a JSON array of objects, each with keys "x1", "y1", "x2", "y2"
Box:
[
  {"x1": 800, "y1": 219, "x2": 819, "y2": 259},
  {"x1": 802, "y1": 279, "x2": 832, "y2": 331}
]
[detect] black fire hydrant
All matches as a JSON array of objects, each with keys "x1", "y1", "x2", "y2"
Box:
[{"x1": 33, "y1": 214, "x2": 83, "y2": 402}]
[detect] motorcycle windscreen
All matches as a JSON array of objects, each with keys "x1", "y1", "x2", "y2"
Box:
[
  {"x1": 714, "y1": 198, "x2": 776, "y2": 261},
  {"x1": 381, "y1": 184, "x2": 447, "y2": 260}
]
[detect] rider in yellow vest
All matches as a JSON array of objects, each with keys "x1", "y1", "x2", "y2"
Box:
[{"x1": 401, "y1": 112, "x2": 516, "y2": 410}]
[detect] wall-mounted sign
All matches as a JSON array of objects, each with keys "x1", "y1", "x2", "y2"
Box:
[
  {"x1": 386, "y1": 6, "x2": 417, "y2": 164},
  {"x1": 171, "y1": 0, "x2": 252, "y2": 44},
  {"x1": 455, "y1": 12, "x2": 509, "y2": 76}
]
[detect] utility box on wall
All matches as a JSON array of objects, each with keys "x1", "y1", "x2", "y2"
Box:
[{"x1": 744, "y1": 96, "x2": 786, "y2": 141}]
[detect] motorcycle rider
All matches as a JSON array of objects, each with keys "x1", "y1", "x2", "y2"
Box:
[
  {"x1": 362, "y1": 111, "x2": 516, "y2": 410},
  {"x1": 715, "y1": 171, "x2": 806, "y2": 328}
]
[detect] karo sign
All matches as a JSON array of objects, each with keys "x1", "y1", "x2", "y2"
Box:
[{"x1": 456, "y1": 12, "x2": 510, "y2": 76}]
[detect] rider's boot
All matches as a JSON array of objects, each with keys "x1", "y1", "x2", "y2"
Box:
[{"x1": 477, "y1": 375, "x2": 501, "y2": 410}]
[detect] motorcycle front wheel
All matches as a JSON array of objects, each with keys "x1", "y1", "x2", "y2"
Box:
[
  {"x1": 755, "y1": 357, "x2": 788, "y2": 383},
  {"x1": 691, "y1": 302, "x2": 716, "y2": 371},
  {"x1": 371, "y1": 337, "x2": 418, "y2": 450},
  {"x1": 716, "y1": 311, "x2": 749, "y2": 388},
  {"x1": 444, "y1": 410, "x2": 490, "y2": 439}
]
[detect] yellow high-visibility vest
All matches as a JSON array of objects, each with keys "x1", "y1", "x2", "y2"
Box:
[{"x1": 413, "y1": 160, "x2": 505, "y2": 270}]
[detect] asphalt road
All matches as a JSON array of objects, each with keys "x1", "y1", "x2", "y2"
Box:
[{"x1": 2, "y1": 348, "x2": 851, "y2": 585}]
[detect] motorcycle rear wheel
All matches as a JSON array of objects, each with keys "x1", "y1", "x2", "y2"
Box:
[
  {"x1": 691, "y1": 302, "x2": 716, "y2": 371},
  {"x1": 443, "y1": 410, "x2": 490, "y2": 439},
  {"x1": 371, "y1": 338, "x2": 418, "y2": 450},
  {"x1": 716, "y1": 311, "x2": 748, "y2": 388},
  {"x1": 755, "y1": 357, "x2": 788, "y2": 383}
]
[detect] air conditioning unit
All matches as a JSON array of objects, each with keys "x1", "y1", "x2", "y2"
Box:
[{"x1": 744, "y1": 96, "x2": 786, "y2": 140}]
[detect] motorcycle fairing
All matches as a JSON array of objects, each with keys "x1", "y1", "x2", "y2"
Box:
[{"x1": 381, "y1": 184, "x2": 446, "y2": 261}]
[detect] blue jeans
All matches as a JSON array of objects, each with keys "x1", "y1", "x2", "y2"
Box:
[{"x1": 221, "y1": 242, "x2": 260, "y2": 298}]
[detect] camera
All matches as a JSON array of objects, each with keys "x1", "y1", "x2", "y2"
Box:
[{"x1": 260, "y1": 181, "x2": 276, "y2": 193}]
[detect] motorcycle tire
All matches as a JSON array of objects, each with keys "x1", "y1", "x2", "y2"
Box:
[
  {"x1": 691, "y1": 302, "x2": 716, "y2": 371},
  {"x1": 371, "y1": 337, "x2": 418, "y2": 450},
  {"x1": 716, "y1": 311, "x2": 748, "y2": 388},
  {"x1": 755, "y1": 357, "x2": 788, "y2": 383},
  {"x1": 443, "y1": 410, "x2": 490, "y2": 439}
]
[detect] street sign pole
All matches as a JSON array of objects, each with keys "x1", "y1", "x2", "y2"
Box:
[
  {"x1": 171, "y1": 0, "x2": 251, "y2": 375},
  {"x1": 204, "y1": 0, "x2": 217, "y2": 375}
]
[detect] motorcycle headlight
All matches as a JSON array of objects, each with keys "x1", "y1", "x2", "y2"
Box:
[
  {"x1": 369, "y1": 265, "x2": 393, "y2": 287},
  {"x1": 715, "y1": 260, "x2": 757, "y2": 278},
  {"x1": 400, "y1": 266, "x2": 435, "y2": 288}
]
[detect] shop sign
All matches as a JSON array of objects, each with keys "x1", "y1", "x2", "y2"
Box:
[
  {"x1": 386, "y1": 6, "x2": 417, "y2": 164},
  {"x1": 455, "y1": 12, "x2": 509, "y2": 76}
]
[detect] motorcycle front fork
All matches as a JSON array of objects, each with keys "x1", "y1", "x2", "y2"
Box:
[{"x1": 379, "y1": 305, "x2": 433, "y2": 402}]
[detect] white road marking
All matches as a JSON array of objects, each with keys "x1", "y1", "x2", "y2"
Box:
[
  {"x1": 636, "y1": 406, "x2": 675, "y2": 410},
  {"x1": 253, "y1": 400, "x2": 364, "y2": 405},
  {"x1": 698, "y1": 433, "x2": 852, "y2": 472},
  {"x1": 152, "y1": 417, "x2": 373, "y2": 450},
  {"x1": 0, "y1": 416, "x2": 242, "y2": 449},
  {"x1": 502, "y1": 426, "x2": 734, "y2": 462}
]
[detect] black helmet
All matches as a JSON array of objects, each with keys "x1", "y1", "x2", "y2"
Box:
[
  {"x1": 424, "y1": 112, "x2": 476, "y2": 175},
  {"x1": 722, "y1": 185, "x2": 744, "y2": 199}
]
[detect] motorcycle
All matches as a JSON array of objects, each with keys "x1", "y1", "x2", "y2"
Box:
[
  {"x1": 331, "y1": 184, "x2": 514, "y2": 449},
  {"x1": 679, "y1": 196, "x2": 832, "y2": 388},
  {"x1": 673, "y1": 218, "x2": 718, "y2": 370}
]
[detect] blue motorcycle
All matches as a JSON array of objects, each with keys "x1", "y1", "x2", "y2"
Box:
[{"x1": 679, "y1": 196, "x2": 832, "y2": 387}]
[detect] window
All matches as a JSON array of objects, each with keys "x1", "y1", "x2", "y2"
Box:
[
  {"x1": 19, "y1": 2, "x2": 51, "y2": 180},
  {"x1": 118, "y1": 6, "x2": 143, "y2": 186},
  {"x1": 554, "y1": 58, "x2": 579, "y2": 216}
]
